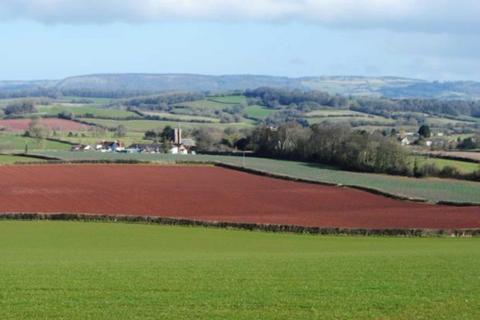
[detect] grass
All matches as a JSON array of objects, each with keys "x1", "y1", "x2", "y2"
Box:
[
  {"x1": 36, "y1": 104, "x2": 139, "y2": 119},
  {"x1": 34, "y1": 151, "x2": 480, "y2": 204},
  {"x1": 244, "y1": 105, "x2": 276, "y2": 119},
  {"x1": 174, "y1": 99, "x2": 231, "y2": 110},
  {"x1": 83, "y1": 118, "x2": 254, "y2": 132},
  {"x1": 55, "y1": 131, "x2": 149, "y2": 146},
  {"x1": 0, "y1": 133, "x2": 71, "y2": 152},
  {"x1": 308, "y1": 114, "x2": 395, "y2": 125},
  {"x1": 415, "y1": 156, "x2": 479, "y2": 173},
  {"x1": 207, "y1": 95, "x2": 247, "y2": 104},
  {"x1": 143, "y1": 111, "x2": 220, "y2": 123},
  {"x1": 0, "y1": 154, "x2": 45, "y2": 164},
  {"x1": 0, "y1": 221, "x2": 478, "y2": 319},
  {"x1": 305, "y1": 109, "x2": 369, "y2": 117},
  {"x1": 60, "y1": 96, "x2": 116, "y2": 105}
]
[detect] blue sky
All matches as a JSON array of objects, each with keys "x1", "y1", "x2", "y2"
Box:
[{"x1": 0, "y1": 0, "x2": 479, "y2": 81}]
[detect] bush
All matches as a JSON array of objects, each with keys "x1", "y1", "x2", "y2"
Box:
[
  {"x1": 439, "y1": 166, "x2": 461, "y2": 179},
  {"x1": 415, "y1": 163, "x2": 440, "y2": 178}
]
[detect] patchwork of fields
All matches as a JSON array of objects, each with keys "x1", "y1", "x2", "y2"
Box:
[{"x1": 33, "y1": 151, "x2": 480, "y2": 204}]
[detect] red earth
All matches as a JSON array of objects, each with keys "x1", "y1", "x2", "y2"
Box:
[
  {"x1": 0, "y1": 164, "x2": 478, "y2": 229},
  {"x1": 0, "y1": 118, "x2": 89, "y2": 132}
]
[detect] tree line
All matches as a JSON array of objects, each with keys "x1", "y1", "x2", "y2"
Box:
[{"x1": 245, "y1": 87, "x2": 480, "y2": 118}]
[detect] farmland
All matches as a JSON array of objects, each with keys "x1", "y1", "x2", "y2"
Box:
[
  {"x1": 36, "y1": 104, "x2": 140, "y2": 119},
  {"x1": 83, "y1": 118, "x2": 253, "y2": 132},
  {"x1": 0, "y1": 221, "x2": 479, "y2": 319},
  {"x1": 0, "y1": 154, "x2": 45, "y2": 164},
  {"x1": 1, "y1": 164, "x2": 479, "y2": 228},
  {"x1": 0, "y1": 118, "x2": 90, "y2": 132},
  {"x1": 414, "y1": 156, "x2": 480, "y2": 173},
  {"x1": 33, "y1": 151, "x2": 480, "y2": 204},
  {"x1": 244, "y1": 105, "x2": 276, "y2": 119},
  {"x1": 0, "y1": 133, "x2": 71, "y2": 152}
]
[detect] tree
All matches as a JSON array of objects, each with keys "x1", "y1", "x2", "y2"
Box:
[
  {"x1": 418, "y1": 125, "x2": 431, "y2": 138},
  {"x1": 25, "y1": 117, "x2": 50, "y2": 139},
  {"x1": 4, "y1": 100, "x2": 37, "y2": 115},
  {"x1": 161, "y1": 126, "x2": 175, "y2": 142},
  {"x1": 114, "y1": 125, "x2": 127, "y2": 138}
]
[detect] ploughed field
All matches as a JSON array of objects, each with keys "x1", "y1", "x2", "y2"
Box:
[
  {"x1": 0, "y1": 164, "x2": 478, "y2": 229},
  {"x1": 0, "y1": 118, "x2": 89, "y2": 131}
]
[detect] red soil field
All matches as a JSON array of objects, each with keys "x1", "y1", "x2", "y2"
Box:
[
  {"x1": 0, "y1": 164, "x2": 478, "y2": 229},
  {"x1": 0, "y1": 118, "x2": 89, "y2": 132}
]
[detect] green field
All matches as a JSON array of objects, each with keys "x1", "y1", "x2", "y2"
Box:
[
  {"x1": 0, "y1": 221, "x2": 478, "y2": 319},
  {"x1": 415, "y1": 156, "x2": 480, "y2": 173},
  {"x1": 244, "y1": 105, "x2": 276, "y2": 119},
  {"x1": 305, "y1": 109, "x2": 369, "y2": 117},
  {"x1": 54, "y1": 131, "x2": 149, "y2": 146},
  {"x1": 34, "y1": 151, "x2": 480, "y2": 204},
  {"x1": 0, "y1": 133, "x2": 71, "y2": 152},
  {"x1": 0, "y1": 154, "x2": 45, "y2": 164},
  {"x1": 174, "y1": 99, "x2": 232, "y2": 110},
  {"x1": 207, "y1": 95, "x2": 247, "y2": 104},
  {"x1": 83, "y1": 118, "x2": 254, "y2": 132},
  {"x1": 36, "y1": 104, "x2": 139, "y2": 119},
  {"x1": 143, "y1": 111, "x2": 220, "y2": 123}
]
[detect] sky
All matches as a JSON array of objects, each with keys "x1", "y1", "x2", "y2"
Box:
[{"x1": 0, "y1": 0, "x2": 479, "y2": 81}]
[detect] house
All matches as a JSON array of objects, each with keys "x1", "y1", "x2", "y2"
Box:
[
  {"x1": 400, "y1": 137, "x2": 413, "y2": 146},
  {"x1": 95, "y1": 140, "x2": 125, "y2": 152},
  {"x1": 127, "y1": 143, "x2": 163, "y2": 153},
  {"x1": 71, "y1": 144, "x2": 92, "y2": 152}
]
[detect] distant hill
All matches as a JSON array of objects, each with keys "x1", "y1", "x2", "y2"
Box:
[{"x1": 2, "y1": 74, "x2": 480, "y2": 99}]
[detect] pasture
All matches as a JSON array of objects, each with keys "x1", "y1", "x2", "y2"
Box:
[
  {"x1": 0, "y1": 221, "x2": 479, "y2": 319},
  {"x1": 83, "y1": 118, "x2": 254, "y2": 132},
  {"x1": 0, "y1": 133, "x2": 71, "y2": 152},
  {"x1": 244, "y1": 105, "x2": 276, "y2": 119},
  {"x1": 0, "y1": 154, "x2": 45, "y2": 164},
  {"x1": 36, "y1": 104, "x2": 139, "y2": 119},
  {"x1": 414, "y1": 156, "x2": 479, "y2": 173}
]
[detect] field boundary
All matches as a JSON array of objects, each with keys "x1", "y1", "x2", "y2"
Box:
[{"x1": 1, "y1": 213, "x2": 479, "y2": 237}]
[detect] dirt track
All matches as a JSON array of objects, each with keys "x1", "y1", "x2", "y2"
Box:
[{"x1": 0, "y1": 164, "x2": 478, "y2": 229}]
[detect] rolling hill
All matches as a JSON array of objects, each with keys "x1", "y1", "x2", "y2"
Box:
[{"x1": 2, "y1": 74, "x2": 480, "y2": 99}]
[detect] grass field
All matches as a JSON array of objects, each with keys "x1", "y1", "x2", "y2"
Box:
[
  {"x1": 0, "y1": 221, "x2": 478, "y2": 319},
  {"x1": 0, "y1": 154, "x2": 45, "y2": 164},
  {"x1": 207, "y1": 95, "x2": 246, "y2": 104},
  {"x1": 0, "y1": 133, "x2": 71, "y2": 152},
  {"x1": 174, "y1": 99, "x2": 232, "y2": 110},
  {"x1": 143, "y1": 111, "x2": 220, "y2": 123},
  {"x1": 34, "y1": 151, "x2": 480, "y2": 204},
  {"x1": 415, "y1": 156, "x2": 480, "y2": 173},
  {"x1": 244, "y1": 105, "x2": 276, "y2": 119},
  {"x1": 36, "y1": 104, "x2": 139, "y2": 119},
  {"x1": 55, "y1": 131, "x2": 150, "y2": 146},
  {"x1": 83, "y1": 118, "x2": 254, "y2": 132}
]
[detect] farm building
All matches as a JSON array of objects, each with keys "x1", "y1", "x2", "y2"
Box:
[
  {"x1": 71, "y1": 144, "x2": 93, "y2": 152},
  {"x1": 128, "y1": 143, "x2": 163, "y2": 153},
  {"x1": 95, "y1": 140, "x2": 125, "y2": 152}
]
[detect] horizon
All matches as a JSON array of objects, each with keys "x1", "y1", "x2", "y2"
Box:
[{"x1": 0, "y1": 72, "x2": 469, "y2": 83}]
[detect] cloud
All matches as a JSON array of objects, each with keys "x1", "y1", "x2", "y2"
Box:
[{"x1": 0, "y1": 0, "x2": 479, "y2": 33}]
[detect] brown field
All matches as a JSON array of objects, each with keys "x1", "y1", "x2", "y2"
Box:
[
  {"x1": 0, "y1": 164, "x2": 478, "y2": 229},
  {"x1": 0, "y1": 118, "x2": 89, "y2": 131}
]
